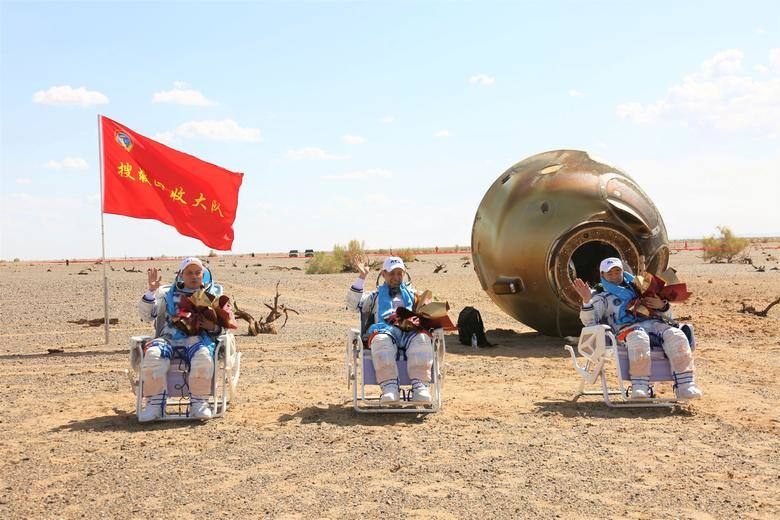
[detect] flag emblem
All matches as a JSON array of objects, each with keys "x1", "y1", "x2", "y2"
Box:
[{"x1": 115, "y1": 131, "x2": 133, "y2": 152}]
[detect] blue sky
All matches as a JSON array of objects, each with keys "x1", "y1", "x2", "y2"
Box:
[{"x1": 1, "y1": 1, "x2": 779, "y2": 260}]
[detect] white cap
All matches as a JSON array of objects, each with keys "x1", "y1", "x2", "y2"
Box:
[
  {"x1": 599, "y1": 257, "x2": 623, "y2": 273},
  {"x1": 382, "y1": 256, "x2": 406, "y2": 273},
  {"x1": 178, "y1": 257, "x2": 204, "y2": 273}
]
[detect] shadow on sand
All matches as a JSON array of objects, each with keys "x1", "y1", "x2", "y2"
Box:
[
  {"x1": 277, "y1": 403, "x2": 431, "y2": 427},
  {"x1": 444, "y1": 329, "x2": 569, "y2": 359},
  {"x1": 51, "y1": 407, "x2": 209, "y2": 433},
  {"x1": 531, "y1": 398, "x2": 695, "y2": 419},
  {"x1": 0, "y1": 349, "x2": 128, "y2": 360}
]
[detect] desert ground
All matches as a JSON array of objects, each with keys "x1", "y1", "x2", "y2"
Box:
[{"x1": 1, "y1": 245, "x2": 779, "y2": 519}]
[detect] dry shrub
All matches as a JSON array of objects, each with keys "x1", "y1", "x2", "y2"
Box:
[
  {"x1": 208, "y1": 249, "x2": 217, "y2": 258},
  {"x1": 342, "y1": 240, "x2": 366, "y2": 272},
  {"x1": 396, "y1": 248, "x2": 417, "y2": 263},
  {"x1": 702, "y1": 226, "x2": 748, "y2": 263},
  {"x1": 306, "y1": 239, "x2": 366, "y2": 274},
  {"x1": 305, "y1": 252, "x2": 342, "y2": 274}
]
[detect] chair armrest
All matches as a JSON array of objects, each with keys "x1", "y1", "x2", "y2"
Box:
[{"x1": 129, "y1": 335, "x2": 152, "y2": 372}]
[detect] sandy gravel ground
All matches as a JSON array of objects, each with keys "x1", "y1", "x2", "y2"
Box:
[{"x1": 1, "y1": 247, "x2": 779, "y2": 519}]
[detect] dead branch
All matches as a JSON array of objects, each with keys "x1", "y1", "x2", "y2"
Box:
[
  {"x1": 123, "y1": 267, "x2": 142, "y2": 273},
  {"x1": 462, "y1": 261, "x2": 471, "y2": 268},
  {"x1": 68, "y1": 317, "x2": 119, "y2": 326},
  {"x1": 233, "y1": 282, "x2": 299, "y2": 335},
  {"x1": 433, "y1": 263, "x2": 447, "y2": 274},
  {"x1": 739, "y1": 297, "x2": 780, "y2": 317},
  {"x1": 269, "y1": 265, "x2": 302, "y2": 271},
  {"x1": 751, "y1": 264, "x2": 766, "y2": 272}
]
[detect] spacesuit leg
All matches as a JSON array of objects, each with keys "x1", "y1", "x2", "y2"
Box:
[
  {"x1": 406, "y1": 332, "x2": 434, "y2": 384},
  {"x1": 187, "y1": 344, "x2": 215, "y2": 397},
  {"x1": 140, "y1": 341, "x2": 171, "y2": 397},
  {"x1": 369, "y1": 333, "x2": 400, "y2": 384},
  {"x1": 187, "y1": 343, "x2": 215, "y2": 419},
  {"x1": 624, "y1": 328, "x2": 651, "y2": 397},
  {"x1": 658, "y1": 325, "x2": 695, "y2": 376},
  {"x1": 406, "y1": 332, "x2": 434, "y2": 403},
  {"x1": 138, "y1": 340, "x2": 171, "y2": 421}
]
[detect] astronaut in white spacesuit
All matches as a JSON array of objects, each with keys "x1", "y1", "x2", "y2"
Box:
[
  {"x1": 346, "y1": 256, "x2": 434, "y2": 404},
  {"x1": 137, "y1": 257, "x2": 221, "y2": 421},
  {"x1": 574, "y1": 257, "x2": 702, "y2": 400}
]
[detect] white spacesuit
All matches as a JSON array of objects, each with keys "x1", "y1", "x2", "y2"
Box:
[
  {"x1": 137, "y1": 257, "x2": 221, "y2": 421},
  {"x1": 346, "y1": 257, "x2": 434, "y2": 404},
  {"x1": 578, "y1": 257, "x2": 702, "y2": 400}
]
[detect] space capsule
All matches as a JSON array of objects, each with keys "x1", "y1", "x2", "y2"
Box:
[{"x1": 471, "y1": 150, "x2": 669, "y2": 337}]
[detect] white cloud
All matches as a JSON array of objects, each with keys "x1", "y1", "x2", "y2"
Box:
[
  {"x1": 153, "y1": 131, "x2": 177, "y2": 145},
  {"x1": 152, "y1": 84, "x2": 217, "y2": 106},
  {"x1": 771, "y1": 48, "x2": 780, "y2": 74},
  {"x1": 756, "y1": 27, "x2": 767, "y2": 35},
  {"x1": 619, "y1": 153, "x2": 780, "y2": 238},
  {"x1": 617, "y1": 49, "x2": 780, "y2": 134},
  {"x1": 378, "y1": 116, "x2": 395, "y2": 123},
  {"x1": 157, "y1": 119, "x2": 262, "y2": 142},
  {"x1": 32, "y1": 85, "x2": 108, "y2": 107},
  {"x1": 44, "y1": 157, "x2": 89, "y2": 170},
  {"x1": 322, "y1": 194, "x2": 394, "y2": 213},
  {"x1": 469, "y1": 74, "x2": 495, "y2": 85},
  {"x1": 342, "y1": 134, "x2": 365, "y2": 145},
  {"x1": 755, "y1": 64, "x2": 769, "y2": 75},
  {"x1": 322, "y1": 168, "x2": 391, "y2": 180},
  {"x1": 285, "y1": 147, "x2": 349, "y2": 160},
  {"x1": 433, "y1": 129, "x2": 451, "y2": 138},
  {"x1": 569, "y1": 89, "x2": 584, "y2": 98},
  {"x1": 15, "y1": 178, "x2": 32, "y2": 185}
]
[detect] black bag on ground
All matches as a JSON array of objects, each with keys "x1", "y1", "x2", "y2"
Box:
[{"x1": 457, "y1": 306, "x2": 492, "y2": 347}]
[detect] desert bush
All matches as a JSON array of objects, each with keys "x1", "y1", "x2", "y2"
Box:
[
  {"x1": 396, "y1": 248, "x2": 417, "y2": 263},
  {"x1": 702, "y1": 227, "x2": 748, "y2": 263},
  {"x1": 342, "y1": 240, "x2": 366, "y2": 273},
  {"x1": 305, "y1": 252, "x2": 342, "y2": 274},
  {"x1": 306, "y1": 239, "x2": 366, "y2": 274}
]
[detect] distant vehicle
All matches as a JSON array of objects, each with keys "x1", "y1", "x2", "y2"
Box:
[
  {"x1": 288, "y1": 249, "x2": 299, "y2": 257},
  {"x1": 304, "y1": 249, "x2": 315, "y2": 257}
]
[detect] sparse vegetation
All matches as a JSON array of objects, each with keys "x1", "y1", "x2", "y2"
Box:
[
  {"x1": 342, "y1": 240, "x2": 366, "y2": 272},
  {"x1": 305, "y1": 252, "x2": 342, "y2": 274},
  {"x1": 396, "y1": 248, "x2": 417, "y2": 263},
  {"x1": 208, "y1": 249, "x2": 217, "y2": 258},
  {"x1": 702, "y1": 227, "x2": 748, "y2": 263},
  {"x1": 306, "y1": 239, "x2": 366, "y2": 274}
]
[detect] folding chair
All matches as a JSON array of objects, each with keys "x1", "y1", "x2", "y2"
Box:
[
  {"x1": 346, "y1": 328, "x2": 445, "y2": 413},
  {"x1": 126, "y1": 333, "x2": 241, "y2": 420},
  {"x1": 564, "y1": 324, "x2": 696, "y2": 408}
]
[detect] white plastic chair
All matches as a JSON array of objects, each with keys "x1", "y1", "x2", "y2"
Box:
[
  {"x1": 564, "y1": 324, "x2": 696, "y2": 408},
  {"x1": 346, "y1": 328, "x2": 445, "y2": 413},
  {"x1": 126, "y1": 333, "x2": 241, "y2": 420}
]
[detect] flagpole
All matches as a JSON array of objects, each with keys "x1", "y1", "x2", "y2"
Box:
[{"x1": 98, "y1": 114, "x2": 109, "y2": 344}]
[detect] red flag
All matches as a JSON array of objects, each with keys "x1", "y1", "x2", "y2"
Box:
[{"x1": 101, "y1": 116, "x2": 243, "y2": 250}]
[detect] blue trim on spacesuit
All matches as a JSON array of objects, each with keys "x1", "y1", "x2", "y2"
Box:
[
  {"x1": 147, "y1": 338, "x2": 215, "y2": 360},
  {"x1": 367, "y1": 283, "x2": 415, "y2": 336},
  {"x1": 600, "y1": 272, "x2": 639, "y2": 325}
]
